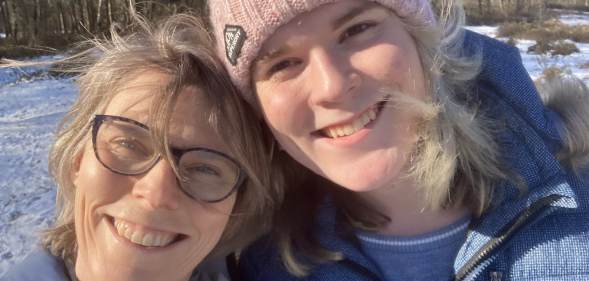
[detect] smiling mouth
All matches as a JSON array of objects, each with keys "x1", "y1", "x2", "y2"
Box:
[
  {"x1": 318, "y1": 99, "x2": 388, "y2": 139},
  {"x1": 108, "y1": 216, "x2": 186, "y2": 248}
]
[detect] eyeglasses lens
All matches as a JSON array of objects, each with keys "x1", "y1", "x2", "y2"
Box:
[{"x1": 94, "y1": 116, "x2": 241, "y2": 202}]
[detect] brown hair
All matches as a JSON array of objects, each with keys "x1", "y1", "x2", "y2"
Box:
[{"x1": 40, "y1": 12, "x2": 283, "y2": 264}]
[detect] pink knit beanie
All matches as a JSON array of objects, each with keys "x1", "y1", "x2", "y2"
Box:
[{"x1": 209, "y1": 0, "x2": 436, "y2": 103}]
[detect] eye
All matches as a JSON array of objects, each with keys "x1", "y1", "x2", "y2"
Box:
[
  {"x1": 339, "y1": 22, "x2": 377, "y2": 43},
  {"x1": 110, "y1": 138, "x2": 149, "y2": 157},
  {"x1": 266, "y1": 58, "x2": 302, "y2": 77},
  {"x1": 184, "y1": 164, "x2": 222, "y2": 177}
]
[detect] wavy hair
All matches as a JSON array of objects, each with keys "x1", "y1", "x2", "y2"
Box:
[{"x1": 40, "y1": 13, "x2": 282, "y2": 265}]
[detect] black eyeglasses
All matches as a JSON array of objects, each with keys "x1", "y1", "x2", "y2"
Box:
[{"x1": 91, "y1": 114, "x2": 245, "y2": 203}]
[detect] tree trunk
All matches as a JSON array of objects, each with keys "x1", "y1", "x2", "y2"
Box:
[
  {"x1": 57, "y1": 0, "x2": 65, "y2": 34},
  {"x1": 80, "y1": 0, "x2": 91, "y2": 32},
  {"x1": 71, "y1": 0, "x2": 82, "y2": 33},
  {"x1": 33, "y1": 0, "x2": 41, "y2": 44},
  {"x1": 6, "y1": 0, "x2": 17, "y2": 43},
  {"x1": 96, "y1": 0, "x2": 103, "y2": 32},
  {"x1": 0, "y1": 0, "x2": 10, "y2": 38},
  {"x1": 107, "y1": 0, "x2": 113, "y2": 28}
]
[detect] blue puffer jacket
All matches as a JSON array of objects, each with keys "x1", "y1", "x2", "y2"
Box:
[{"x1": 237, "y1": 31, "x2": 589, "y2": 281}]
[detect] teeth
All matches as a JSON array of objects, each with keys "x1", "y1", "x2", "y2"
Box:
[
  {"x1": 343, "y1": 126, "x2": 354, "y2": 135},
  {"x1": 325, "y1": 129, "x2": 335, "y2": 138},
  {"x1": 322, "y1": 107, "x2": 379, "y2": 138},
  {"x1": 142, "y1": 233, "x2": 155, "y2": 247},
  {"x1": 369, "y1": 109, "x2": 376, "y2": 120},
  {"x1": 113, "y1": 218, "x2": 178, "y2": 247}
]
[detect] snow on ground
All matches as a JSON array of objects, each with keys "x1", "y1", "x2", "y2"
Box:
[
  {"x1": 0, "y1": 65, "x2": 77, "y2": 275},
  {"x1": 0, "y1": 11, "x2": 587, "y2": 278},
  {"x1": 560, "y1": 13, "x2": 589, "y2": 26},
  {"x1": 465, "y1": 26, "x2": 589, "y2": 84},
  {"x1": 552, "y1": 8, "x2": 589, "y2": 26}
]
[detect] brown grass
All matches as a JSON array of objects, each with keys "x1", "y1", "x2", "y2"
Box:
[
  {"x1": 506, "y1": 37, "x2": 518, "y2": 47},
  {"x1": 498, "y1": 20, "x2": 589, "y2": 43},
  {"x1": 534, "y1": 66, "x2": 568, "y2": 87},
  {"x1": 551, "y1": 41, "x2": 581, "y2": 56},
  {"x1": 528, "y1": 40, "x2": 580, "y2": 57},
  {"x1": 543, "y1": 67, "x2": 565, "y2": 79}
]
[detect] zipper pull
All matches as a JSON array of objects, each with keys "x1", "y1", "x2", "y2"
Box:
[{"x1": 490, "y1": 271, "x2": 503, "y2": 281}]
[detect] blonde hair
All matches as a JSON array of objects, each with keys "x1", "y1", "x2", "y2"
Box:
[
  {"x1": 40, "y1": 13, "x2": 282, "y2": 264},
  {"x1": 271, "y1": 0, "x2": 513, "y2": 276},
  {"x1": 270, "y1": 0, "x2": 589, "y2": 275}
]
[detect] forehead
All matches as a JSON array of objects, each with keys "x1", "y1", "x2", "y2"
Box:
[
  {"x1": 103, "y1": 70, "x2": 227, "y2": 151},
  {"x1": 257, "y1": 0, "x2": 381, "y2": 58},
  {"x1": 103, "y1": 70, "x2": 169, "y2": 119}
]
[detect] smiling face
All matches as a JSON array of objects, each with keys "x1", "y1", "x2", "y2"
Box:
[
  {"x1": 253, "y1": 0, "x2": 428, "y2": 192},
  {"x1": 72, "y1": 71, "x2": 236, "y2": 281}
]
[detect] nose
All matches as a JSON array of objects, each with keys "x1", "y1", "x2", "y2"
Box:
[
  {"x1": 132, "y1": 159, "x2": 180, "y2": 210},
  {"x1": 308, "y1": 48, "x2": 360, "y2": 106}
]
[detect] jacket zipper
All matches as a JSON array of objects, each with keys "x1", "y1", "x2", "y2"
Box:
[{"x1": 454, "y1": 194, "x2": 562, "y2": 281}]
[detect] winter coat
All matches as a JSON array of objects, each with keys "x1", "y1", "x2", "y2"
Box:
[
  {"x1": 0, "y1": 247, "x2": 232, "y2": 281},
  {"x1": 236, "y1": 31, "x2": 589, "y2": 281}
]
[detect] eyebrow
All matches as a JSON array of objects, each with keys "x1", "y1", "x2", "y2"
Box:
[
  {"x1": 332, "y1": 3, "x2": 380, "y2": 31},
  {"x1": 256, "y1": 3, "x2": 379, "y2": 64},
  {"x1": 257, "y1": 45, "x2": 295, "y2": 64}
]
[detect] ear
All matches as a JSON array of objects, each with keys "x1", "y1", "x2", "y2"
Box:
[{"x1": 70, "y1": 150, "x2": 85, "y2": 186}]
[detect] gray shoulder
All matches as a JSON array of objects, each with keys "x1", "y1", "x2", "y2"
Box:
[{"x1": 0, "y1": 249, "x2": 70, "y2": 281}]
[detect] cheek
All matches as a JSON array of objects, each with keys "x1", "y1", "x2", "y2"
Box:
[
  {"x1": 355, "y1": 44, "x2": 410, "y2": 84},
  {"x1": 73, "y1": 153, "x2": 129, "y2": 240},
  {"x1": 256, "y1": 82, "x2": 306, "y2": 133},
  {"x1": 189, "y1": 195, "x2": 236, "y2": 245},
  {"x1": 74, "y1": 158, "x2": 128, "y2": 208},
  {"x1": 354, "y1": 43, "x2": 425, "y2": 97}
]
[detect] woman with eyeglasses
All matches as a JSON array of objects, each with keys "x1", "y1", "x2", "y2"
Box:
[{"x1": 1, "y1": 13, "x2": 282, "y2": 281}]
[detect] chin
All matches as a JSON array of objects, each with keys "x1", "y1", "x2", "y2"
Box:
[
  {"x1": 317, "y1": 157, "x2": 404, "y2": 194},
  {"x1": 335, "y1": 177, "x2": 389, "y2": 193},
  {"x1": 78, "y1": 265, "x2": 172, "y2": 281}
]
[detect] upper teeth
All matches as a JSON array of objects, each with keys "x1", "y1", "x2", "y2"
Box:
[
  {"x1": 113, "y1": 218, "x2": 178, "y2": 247},
  {"x1": 323, "y1": 107, "x2": 378, "y2": 138}
]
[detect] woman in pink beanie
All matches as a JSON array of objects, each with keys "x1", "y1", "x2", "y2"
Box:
[{"x1": 208, "y1": 0, "x2": 589, "y2": 280}]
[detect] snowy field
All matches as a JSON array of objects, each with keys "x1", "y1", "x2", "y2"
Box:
[
  {"x1": 0, "y1": 63, "x2": 77, "y2": 275},
  {"x1": 0, "y1": 12, "x2": 588, "y2": 277},
  {"x1": 465, "y1": 11, "x2": 589, "y2": 84}
]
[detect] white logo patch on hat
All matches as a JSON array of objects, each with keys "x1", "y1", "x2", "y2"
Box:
[{"x1": 224, "y1": 25, "x2": 247, "y2": 66}]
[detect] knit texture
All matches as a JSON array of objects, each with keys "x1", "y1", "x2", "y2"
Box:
[{"x1": 208, "y1": 0, "x2": 435, "y2": 103}]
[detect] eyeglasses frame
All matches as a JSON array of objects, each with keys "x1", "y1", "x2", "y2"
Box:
[{"x1": 91, "y1": 114, "x2": 246, "y2": 203}]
